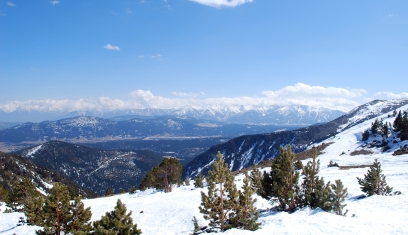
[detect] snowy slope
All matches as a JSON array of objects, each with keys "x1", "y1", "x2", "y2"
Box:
[{"x1": 1, "y1": 101, "x2": 408, "y2": 234}]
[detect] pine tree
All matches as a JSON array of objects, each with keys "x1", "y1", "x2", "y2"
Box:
[
  {"x1": 270, "y1": 145, "x2": 301, "y2": 212},
  {"x1": 192, "y1": 216, "x2": 200, "y2": 233},
  {"x1": 154, "y1": 157, "x2": 183, "y2": 193},
  {"x1": 37, "y1": 183, "x2": 72, "y2": 235},
  {"x1": 330, "y1": 180, "x2": 348, "y2": 216},
  {"x1": 93, "y1": 199, "x2": 142, "y2": 235},
  {"x1": 194, "y1": 173, "x2": 204, "y2": 188},
  {"x1": 380, "y1": 122, "x2": 389, "y2": 138},
  {"x1": 249, "y1": 162, "x2": 263, "y2": 196},
  {"x1": 139, "y1": 158, "x2": 182, "y2": 192},
  {"x1": 199, "y1": 151, "x2": 238, "y2": 232},
  {"x1": 260, "y1": 170, "x2": 273, "y2": 199},
  {"x1": 0, "y1": 184, "x2": 8, "y2": 201},
  {"x1": 393, "y1": 110, "x2": 403, "y2": 131},
  {"x1": 24, "y1": 194, "x2": 45, "y2": 226},
  {"x1": 139, "y1": 170, "x2": 157, "y2": 190},
  {"x1": 184, "y1": 176, "x2": 190, "y2": 186},
  {"x1": 301, "y1": 150, "x2": 332, "y2": 211},
  {"x1": 66, "y1": 196, "x2": 92, "y2": 235},
  {"x1": 357, "y1": 159, "x2": 393, "y2": 196},
  {"x1": 371, "y1": 119, "x2": 380, "y2": 135},
  {"x1": 230, "y1": 172, "x2": 260, "y2": 231},
  {"x1": 362, "y1": 129, "x2": 370, "y2": 141},
  {"x1": 7, "y1": 177, "x2": 39, "y2": 211},
  {"x1": 105, "y1": 187, "x2": 114, "y2": 196}
]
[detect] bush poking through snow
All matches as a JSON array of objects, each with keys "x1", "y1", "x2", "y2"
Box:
[
  {"x1": 194, "y1": 173, "x2": 204, "y2": 188},
  {"x1": 357, "y1": 159, "x2": 393, "y2": 196},
  {"x1": 330, "y1": 180, "x2": 348, "y2": 216},
  {"x1": 327, "y1": 161, "x2": 339, "y2": 167},
  {"x1": 93, "y1": 199, "x2": 142, "y2": 235}
]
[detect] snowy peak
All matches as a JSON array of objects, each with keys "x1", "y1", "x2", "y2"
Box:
[
  {"x1": 338, "y1": 99, "x2": 408, "y2": 132},
  {"x1": 184, "y1": 99, "x2": 408, "y2": 178}
]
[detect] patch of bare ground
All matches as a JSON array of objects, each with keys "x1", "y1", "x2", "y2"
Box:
[
  {"x1": 350, "y1": 149, "x2": 373, "y2": 156},
  {"x1": 338, "y1": 164, "x2": 373, "y2": 170},
  {"x1": 393, "y1": 146, "x2": 408, "y2": 156},
  {"x1": 233, "y1": 142, "x2": 333, "y2": 175}
]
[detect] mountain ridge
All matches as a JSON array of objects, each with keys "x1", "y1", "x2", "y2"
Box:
[{"x1": 183, "y1": 99, "x2": 408, "y2": 178}]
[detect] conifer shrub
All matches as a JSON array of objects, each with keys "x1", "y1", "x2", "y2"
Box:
[
  {"x1": 357, "y1": 159, "x2": 393, "y2": 196},
  {"x1": 301, "y1": 150, "x2": 332, "y2": 211},
  {"x1": 330, "y1": 180, "x2": 348, "y2": 216},
  {"x1": 93, "y1": 199, "x2": 142, "y2": 235},
  {"x1": 194, "y1": 173, "x2": 204, "y2": 188}
]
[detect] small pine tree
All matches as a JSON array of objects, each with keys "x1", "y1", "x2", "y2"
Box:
[
  {"x1": 93, "y1": 199, "x2": 142, "y2": 235},
  {"x1": 362, "y1": 129, "x2": 369, "y2": 141},
  {"x1": 259, "y1": 170, "x2": 273, "y2": 199},
  {"x1": 66, "y1": 196, "x2": 92, "y2": 235},
  {"x1": 194, "y1": 173, "x2": 204, "y2": 188},
  {"x1": 7, "y1": 177, "x2": 39, "y2": 211},
  {"x1": 192, "y1": 216, "x2": 200, "y2": 233},
  {"x1": 230, "y1": 172, "x2": 260, "y2": 231},
  {"x1": 37, "y1": 183, "x2": 72, "y2": 235},
  {"x1": 24, "y1": 194, "x2": 45, "y2": 226},
  {"x1": 371, "y1": 119, "x2": 380, "y2": 135},
  {"x1": 330, "y1": 180, "x2": 348, "y2": 216},
  {"x1": 199, "y1": 151, "x2": 238, "y2": 232},
  {"x1": 184, "y1": 176, "x2": 190, "y2": 186},
  {"x1": 357, "y1": 159, "x2": 393, "y2": 196},
  {"x1": 249, "y1": 162, "x2": 263, "y2": 195},
  {"x1": 105, "y1": 187, "x2": 114, "y2": 196},
  {"x1": 301, "y1": 150, "x2": 332, "y2": 211},
  {"x1": 379, "y1": 121, "x2": 389, "y2": 138},
  {"x1": 270, "y1": 145, "x2": 301, "y2": 212}
]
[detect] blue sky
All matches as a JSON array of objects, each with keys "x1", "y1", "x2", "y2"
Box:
[{"x1": 1, "y1": 0, "x2": 408, "y2": 114}]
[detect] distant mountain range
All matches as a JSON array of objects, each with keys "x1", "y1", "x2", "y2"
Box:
[
  {"x1": 183, "y1": 99, "x2": 408, "y2": 178},
  {"x1": 13, "y1": 141, "x2": 163, "y2": 196},
  {"x1": 0, "y1": 116, "x2": 304, "y2": 144},
  {"x1": 0, "y1": 105, "x2": 344, "y2": 125}
]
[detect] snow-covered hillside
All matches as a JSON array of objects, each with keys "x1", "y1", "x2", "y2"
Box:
[{"x1": 1, "y1": 102, "x2": 408, "y2": 234}]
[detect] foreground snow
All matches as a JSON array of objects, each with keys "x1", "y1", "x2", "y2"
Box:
[{"x1": 1, "y1": 107, "x2": 408, "y2": 234}]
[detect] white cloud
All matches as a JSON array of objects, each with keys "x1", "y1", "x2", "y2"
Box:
[
  {"x1": 373, "y1": 92, "x2": 408, "y2": 100},
  {"x1": 6, "y1": 2, "x2": 16, "y2": 7},
  {"x1": 172, "y1": 92, "x2": 199, "y2": 98},
  {"x1": 126, "y1": 8, "x2": 133, "y2": 14},
  {"x1": 0, "y1": 84, "x2": 371, "y2": 113},
  {"x1": 104, "y1": 44, "x2": 121, "y2": 51},
  {"x1": 190, "y1": 0, "x2": 253, "y2": 8},
  {"x1": 151, "y1": 54, "x2": 162, "y2": 60},
  {"x1": 50, "y1": 1, "x2": 60, "y2": 5}
]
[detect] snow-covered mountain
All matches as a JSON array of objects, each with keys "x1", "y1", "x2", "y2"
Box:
[
  {"x1": 0, "y1": 105, "x2": 344, "y2": 125},
  {"x1": 1, "y1": 99, "x2": 408, "y2": 235},
  {"x1": 183, "y1": 99, "x2": 408, "y2": 178}
]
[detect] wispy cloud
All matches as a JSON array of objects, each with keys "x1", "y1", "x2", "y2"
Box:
[
  {"x1": 104, "y1": 44, "x2": 121, "y2": 51},
  {"x1": 373, "y1": 92, "x2": 408, "y2": 100},
  {"x1": 190, "y1": 0, "x2": 253, "y2": 8},
  {"x1": 50, "y1": 1, "x2": 60, "y2": 5},
  {"x1": 0, "y1": 83, "x2": 376, "y2": 113},
  {"x1": 151, "y1": 54, "x2": 162, "y2": 60},
  {"x1": 6, "y1": 2, "x2": 16, "y2": 7},
  {"x1": 126, "y1": 8, "x2": 133, "y2": 14},
  {"x1": 172, "y1": 92, "x2": 199, "y2": 98}
]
